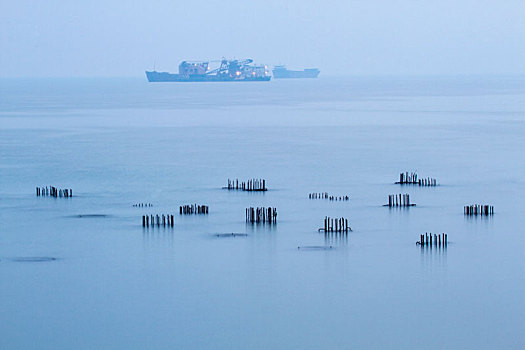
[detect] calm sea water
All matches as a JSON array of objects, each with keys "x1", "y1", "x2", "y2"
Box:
[{"x1": 1, "y1": 76, "x2": 524, "y2": 349}]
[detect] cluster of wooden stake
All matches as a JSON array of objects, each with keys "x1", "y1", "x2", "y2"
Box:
[
  {"x1": 396, "y1": 172, "x2": 418, "y2": 184},
  {"x1": 418, "y1": 178, "x2": 437, "y2": 186},
  {"x1": 225, "y1": 178, "x2": 267, "y2": 192},
  {"x1": 133, "y1": 203, "x2": 152, "y2": 207},
  {"x1": 308, "y1": 193, "x2": 349, "y2": 201},
  {"x1": 417, "y1": 233, "x2": 448, "y2": 247},
  {"x1": 142, "y1": 214, "x2": 174, "y2": 227},
  {"x1": 180, "y1": 204, "x2": 209, "y2": 215},
  {"x1": 386, "y1": 194, "x2": 415, "y2": 207},
  {"x1": 396, "y1": 172, "x2": 437, "y2": 186},
  {"x1": 245, "y1": 207, "x2": 277, "y2": 223},
  {"x1": 318, "y1": 217, "x2": 352, "y2": 233},
  {"x1": 36, "y1": 186, "x2": 72, "y2": 198},
  {"x1": 464, "y1": 204, "x2": 494, "y2": 216}
]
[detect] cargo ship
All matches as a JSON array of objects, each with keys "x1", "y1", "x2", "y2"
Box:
[
  {"x1": 146, "y1": 59, "x2": 271, "y2": 82},
  {"x1": 272, "y1": 65, "x2": 320, "y2": 79}
]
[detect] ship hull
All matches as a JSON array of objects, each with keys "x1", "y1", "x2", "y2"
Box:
[
  {"x1": 272, "y1": 69, "x2": 320, "y2": 79},
  {"x1": 146, "y1": 71, "x2": 271, "y2": 82}
]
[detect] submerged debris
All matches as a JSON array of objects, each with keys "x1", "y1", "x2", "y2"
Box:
[
  {"x1": 297, "y1": 246, "x2": 333, "y2": 251},
  {"x1": 215, "y1": 233, "x2": 248, "y2": 238},
  {"x1": 10, "y1": 257, "x2": 57, "y2": 262}
]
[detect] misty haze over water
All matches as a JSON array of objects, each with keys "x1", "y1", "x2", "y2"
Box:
[
  {"x1": 1, "y1": 1, "x2": 524, "y2": 77},
  {"x1": 1, "y1": 1, "x2": 524, "y2": 349}
]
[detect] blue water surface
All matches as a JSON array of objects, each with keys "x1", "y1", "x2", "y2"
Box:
[{"x1": 0, "y1": 76, "x2": 524, "y2": 349}]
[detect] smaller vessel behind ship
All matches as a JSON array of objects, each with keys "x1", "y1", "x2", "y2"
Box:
[
  {"x1": 146, "y1": 59, "x2": 271, "y2": 82},
  {"x1": 272, "y1": 65, "x2": 320, "y2": 79}
]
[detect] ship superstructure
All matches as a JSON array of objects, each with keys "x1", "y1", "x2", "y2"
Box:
[
  {"x1": 272, "y1": 65, "x2": 320, "y2": 79},
  {"x1": 146, "y1": 59, "x2": 271, "y2": 82}
]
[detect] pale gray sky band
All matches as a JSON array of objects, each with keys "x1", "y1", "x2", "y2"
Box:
[{"x1": 0, "y1": 0, "x2": 524, "y2": 77}]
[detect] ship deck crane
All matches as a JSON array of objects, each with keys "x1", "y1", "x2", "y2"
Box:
[{"x1": 206, "y1": 59, "x2": 254, "y2": 75}]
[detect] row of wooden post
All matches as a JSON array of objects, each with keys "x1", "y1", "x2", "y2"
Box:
[
  {"x1": 388, "y1": 194, "x2": 413, "y2": 207},
  {"x1": 226, "y1": 178, "x2": 267, "y2": 191},
  {"x1": 142, "y1": 214, "x2": 174, "y2": 227},
  {"x1": 180, "y1": 204, "x2": 209, "y2": 215},
  {"x1": 319, "y1": 217, "x2": 351, "y2": 233},
  {"x1": 133, "y1": 203, "x2": 152, "y2": 207},
  {"x1": 36, "y1": 186, "x2": 72, "y2": 198},
  {"x1": 417, "y1": 233, "x2": 447, "y2": 247},
  {"x1": 464, "y1": 205, "x2": 494, "y2": 216},
  {"x1": 396, "y1": 172, "x2": 437, "y2": 186},
  {"x1": 418, "y1": 178, "x2": 437, "y2": 186},
  {"x1": 397, "y1": 172, "x2": 418, "y2": 184},
  {"x1": 245, "y1": 207, "x2": 277, "y2": 223},
  {"x1": 309, "y1": 193, "x2": 349, "y2": 201}
]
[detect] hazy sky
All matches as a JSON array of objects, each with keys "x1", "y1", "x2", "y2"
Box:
[{"x1": 1, "y1": 0, "x2": 524, "y2": 77}]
